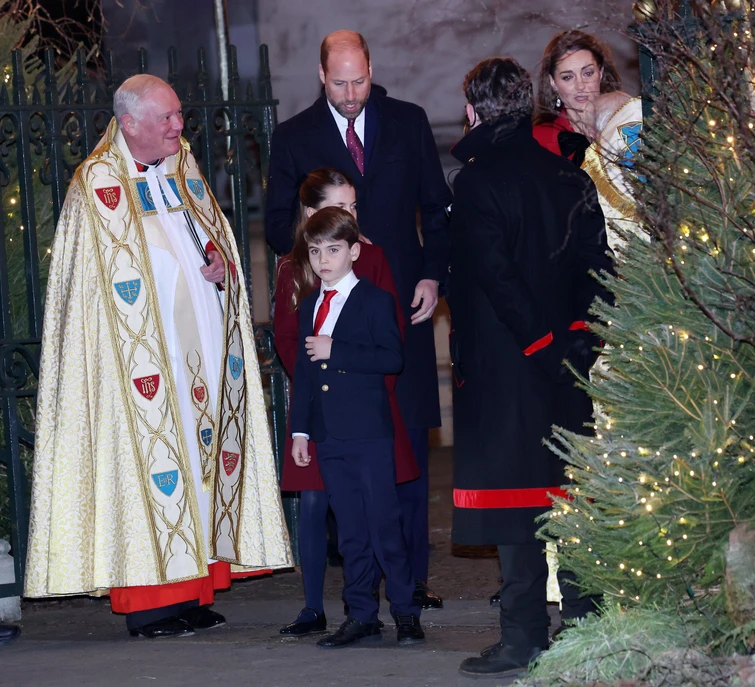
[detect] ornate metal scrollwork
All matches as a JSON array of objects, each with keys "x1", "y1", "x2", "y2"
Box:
[{"x1": 0, "y1": 344, "x2": 39, "y2": 394}]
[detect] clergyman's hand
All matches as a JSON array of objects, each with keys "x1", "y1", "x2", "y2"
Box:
[
  {"x1": 410, "y1": 279, "x2": 439, "y2": 325},
  {"x1": 200, "y1": 250, "x2": 225, "y2": 283}
]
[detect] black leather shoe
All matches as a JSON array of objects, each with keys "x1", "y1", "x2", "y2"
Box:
[
  {"x1": 396, "y1": 614, "x2": 424, "y2": 646},
  {"x1": 459, "y1": 643, "x2": 544, "y2": 678},
  {"x1": 279, "y1": 608, "x2": 327, "y2": 637},
  {"x1": 0, "y1": 624, "x2": 20, "y2": 647},
  {"x1": 317, "y1": 617, "x2": 381, "y2": 648},
  {"x1": 490, "y1": 590, "x2": 501, "y2": 607},
  {"x1": 413, "y1": 580, "x2": 443, "y2": 609},
  {"x1": 178, "y1": 606, "x2": 226, "y2": 630},
  {"x1": 129, "y1": 617, "x2": 194, "y2": 639}
]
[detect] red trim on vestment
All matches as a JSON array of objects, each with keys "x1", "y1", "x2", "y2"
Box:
[
  {"x1": 569, "y1": 321, "x2": 589, "y2": 332},
  {"x1": 109, "y1": 562, "x2": 270, "y2": 614},
  {"x1": 523, "y1": 332, "x2": 553, "y2": 356},
  {"x1": 453, "y1": 486, "x2": 568, "y2": 509}
]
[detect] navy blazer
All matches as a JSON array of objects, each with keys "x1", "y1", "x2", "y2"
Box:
[
  {"x1": 290, "y1": 278, "x2": 403, "y2": 443},
  {"x1": 266, "y1": 87, "x2": 452, "y2": 429}
]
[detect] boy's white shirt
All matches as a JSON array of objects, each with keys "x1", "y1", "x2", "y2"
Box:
[{"x1": 293, "y1": 269, "x2": 359, "y2": 440}]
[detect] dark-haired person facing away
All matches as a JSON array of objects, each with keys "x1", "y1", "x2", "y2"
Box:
[
  {"x1": 449, "y1": 58, "x2": 613, "y2": 679},
  {"x1": 266, "y1": 30, "x2": 451, "y2": 611},
  {"x1": 289, "y1": 206, "x2": 424, "y2": 648}
]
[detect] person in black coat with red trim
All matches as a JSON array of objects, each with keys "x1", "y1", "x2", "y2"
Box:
[{"x1": 449, "y1": 58, "x2": 614, "y2": 679}]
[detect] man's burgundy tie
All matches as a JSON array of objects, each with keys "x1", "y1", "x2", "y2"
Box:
[
  {"x1": 346, "y1": 119, "x2": 364, "y2": 175},
  {"x1": 313, "y1": 290, "x2": 338, "y2": 336}
]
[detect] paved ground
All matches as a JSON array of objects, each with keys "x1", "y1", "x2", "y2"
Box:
[{"x1": 2, "y1": 448, "x2": 563, "y2": 686}]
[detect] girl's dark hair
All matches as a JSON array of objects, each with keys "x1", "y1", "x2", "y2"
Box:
[
  {"x1": 533, "y1": 30, "x2": 621, "y2": 126},
  {"x1": 294, "y1": 168, "x2": 355, "y2": 235},
  {"x1": 290, "y1": 206, "x2": 360, "y2": 309}
]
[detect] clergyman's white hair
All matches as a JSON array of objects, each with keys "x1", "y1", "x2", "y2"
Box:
[{"x1": 113, "y1": 74, "x2": 171, "y2": 124}]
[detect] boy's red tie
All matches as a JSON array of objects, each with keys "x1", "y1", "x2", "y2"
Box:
[{"x1": 313, "y1": 290, "x2": 338, "y2": 336}]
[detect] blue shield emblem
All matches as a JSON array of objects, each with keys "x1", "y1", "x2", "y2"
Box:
[
  {"x1": 229, "y1": 355, "x2": 243, "y2": 380},
  {"x1": 114, "y1": 279, "x2": 141, "y2": 305},
  {"x1": 152, "y1": 470, "x2": 179, "y2": 497},
  {"x1": 187, "y1": 179, "x2": 205, "y2": 200},
  {"x1": 201, "y1": 428, "x2": 213, "y2": 446},
  {"x1": 136, "y1": 178, "x2": 183, "y2": 212},
  {"x1": 618, "y1": 122, "x2": 642, "y2": 168}
]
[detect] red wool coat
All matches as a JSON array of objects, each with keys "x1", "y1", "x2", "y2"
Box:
[{"x1": 273, "y1": 242, "x2": 419, "y2": 491}]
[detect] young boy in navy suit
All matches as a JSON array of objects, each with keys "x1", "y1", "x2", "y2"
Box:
[{"x1": 289, "y1": 206, "x2": 424, "y2": 648}]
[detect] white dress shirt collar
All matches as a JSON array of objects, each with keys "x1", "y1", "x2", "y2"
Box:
[{"x1": 319, "y1": 269, "x2": 359, "y2": 299}]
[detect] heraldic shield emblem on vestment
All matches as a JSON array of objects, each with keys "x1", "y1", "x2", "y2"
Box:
[
  {"x1": 229, "y1": 355, "x2": 243, "y2": 380},
  {"x1": 222, "y1": 451, "x2": 239, "y2": 476},
  {"x1": 114, "y1": 279, "x2": 141, "y2": 306},
  {"x1": 187, "y1": 178, "x2": 205, "y2": 200},
  {"x1": 95, "y1": 186, "x2": 121, "y2": 211},
  {"x1": 152, "y1": 470, "x2": 179, "y2": 496}
]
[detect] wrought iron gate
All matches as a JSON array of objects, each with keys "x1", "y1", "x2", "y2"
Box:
[{"x1": 0, "y1": 43, "x2": 295, "y2": 598}]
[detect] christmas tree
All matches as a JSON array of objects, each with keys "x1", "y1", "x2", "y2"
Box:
[{"x1": 529, "y1": 0, "x2": 755, "y2": 681}]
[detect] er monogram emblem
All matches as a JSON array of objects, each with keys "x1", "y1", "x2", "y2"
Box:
[
  {"x1": 222, "y1": 451, "x2": 239, "y2": 476},
  {"x1": 95, "y1": 186, "x2": 121, "y2": 211},
  {"x1": 152, "y1": 470, "x2": 179, "y2": 497},
  {"x1": 133, "y1": 374, "x2": 160, "y2": 401}
]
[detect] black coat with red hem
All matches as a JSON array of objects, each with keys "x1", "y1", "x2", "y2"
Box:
[{"x1": 448, "y1": 118, "x2": 613, "y2": 546}]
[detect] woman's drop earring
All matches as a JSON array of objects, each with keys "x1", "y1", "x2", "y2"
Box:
[{"x1": 556, "y1": 96, "x2": 562, "y2": 109}]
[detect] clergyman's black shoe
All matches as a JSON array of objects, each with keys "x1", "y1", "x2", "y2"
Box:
[
  {"x1": 413, "y1": 580, "x2": 443, "y2": 610},
  {"x1": 129, "y1": 617, "x2": 194, "y2": 639},
  {"x1": 317, "y1": 617, "x2": 381, "y2": 649},
  {"x1": 279, "y1": 607, "x2": 327, "y2": 637},
  {"x1": 178, "y1": 605, "x2": 226, "y2": 630},
  {"x1": 489, "y1": 590, "x2": 501, "y2": 607},
  {"x1": 0, "y1": 624, "x2": 20, "y2": 647},
  {"x1": 459, "y1": 643, "x2": 544, "y2": 679},
  {"x1": 396, "y1": 614, "x2": 424, "y2": 646}
]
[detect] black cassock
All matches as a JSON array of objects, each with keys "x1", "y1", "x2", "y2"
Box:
[{"x1": 449, "y1": 118, "x2": 613, "y2": 546}]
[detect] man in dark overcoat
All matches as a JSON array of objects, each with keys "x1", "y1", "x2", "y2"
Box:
[
  {"x1": 448, "y1": 58, "x2": 613, "y2": 679},
  {"x1": 265, "y1": 30, "x2": 451, "y2": 609}
]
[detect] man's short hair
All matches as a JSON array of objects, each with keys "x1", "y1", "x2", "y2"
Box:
[
  {"x1": 463, "y1": 58, "x2": 534, "y2": 124},
  {"x1": 320, "y1": 31, "x2": 370, "y2": 73},
  {"x1": 113, "y1": 74, "x2": 170, "y2": 124}
]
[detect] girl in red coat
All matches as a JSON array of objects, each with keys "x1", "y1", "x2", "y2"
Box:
[
  {"x1": 273, "y1": 168, "x2": 418, "y2": 636},
  {"x1": 532, "y1": 30, "x2": 622, "y2": 164}
]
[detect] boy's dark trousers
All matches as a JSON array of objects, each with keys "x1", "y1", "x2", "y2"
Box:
[{"x1": 317, "y1": 434, "x2": 421, "y2": 623}]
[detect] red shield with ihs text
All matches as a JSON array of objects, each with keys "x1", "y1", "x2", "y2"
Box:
[
  {"x1": 222, "y1": 451, "x2": 239, "y2": 476},
  {"x1": 133, "y1": 374, "x2": 160, "y2": 401},
  {"x1": 95, "y1": 186, "x2": 121, "y2": 211}
]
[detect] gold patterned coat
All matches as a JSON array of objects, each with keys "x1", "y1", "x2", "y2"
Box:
[{"x1": 25, "y1": 119, "x2": 292, "y2": 598}]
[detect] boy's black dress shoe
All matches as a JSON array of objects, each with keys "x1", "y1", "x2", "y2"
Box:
[
  {"x1": 0, "y1": 624, "x2": 20, "y2": 646},
  {"x1": 395, "y1": 614, "x2": 424, "y2": 646},
  {"x1": 129, "y1": 617, "x2": 194, "y2": 638},
  {"x1": 279, "y1": 608, "x2": 327, "y2": 637},
  {"x1": 412, "y1": 580, "x2": 443, "y2": 609},
  {"x1": 317, "y1": 617, "x2": 381, "y2": 648},
  {"x1": 459, "y1": 643, "x2": 544, "y2": 678},
  {"x1": 178, "y1": 606, "x2": 226, "y2": 629}
]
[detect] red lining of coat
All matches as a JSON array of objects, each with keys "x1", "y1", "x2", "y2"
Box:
[
  {"x1": 453, "y1": 486, "x2": 568, "y2": 509},
  {"x1": 523, "y1": 332, "x2": 553, "y2": 356}
]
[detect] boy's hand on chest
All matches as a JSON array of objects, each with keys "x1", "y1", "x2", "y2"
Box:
[{"x1": 306, "y1": 335, "x2": 332, "y2": 361}]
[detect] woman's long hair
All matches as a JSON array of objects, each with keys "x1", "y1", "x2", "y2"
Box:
[
  {"x1": 533, "y1": 30, "x2": 621, "y2": 126},
  {"x1": 289, "y1": 206, "x2": 360, "y2": 309},
  {"x1": 281, "y1": 168, "x2": 356, "y2": 311}
]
